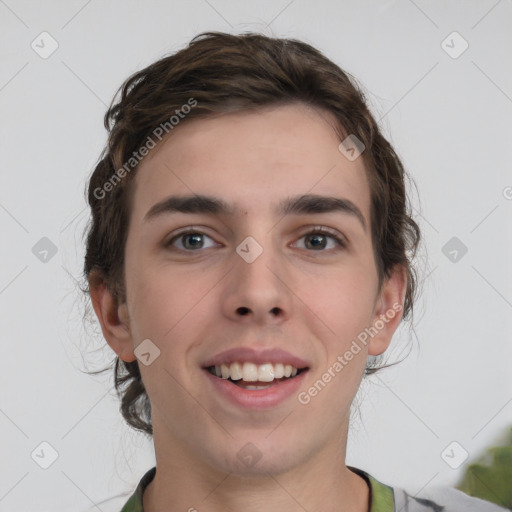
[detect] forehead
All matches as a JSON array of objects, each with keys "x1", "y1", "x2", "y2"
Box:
[{"x1": 130, "y1": 103, "x2": 371, "y2": 223}]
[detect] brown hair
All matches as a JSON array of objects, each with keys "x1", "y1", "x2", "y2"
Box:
[{"x1": 84, "y1": 31, "x2": 421, "y2": 436}]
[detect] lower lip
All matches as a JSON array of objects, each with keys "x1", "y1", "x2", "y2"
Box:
[{"x1": 204, "y1": 369, "x2": 308, "y2": 409}]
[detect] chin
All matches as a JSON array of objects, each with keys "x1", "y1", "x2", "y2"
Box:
[{"x1": 204, "y1": 435, "x2": 313, "y2": 477}]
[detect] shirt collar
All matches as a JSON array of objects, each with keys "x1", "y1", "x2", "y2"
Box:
[
  {"x1": 349, "y1": 466, "x2": 395, "y2": 512},
  {"x1": 120, "y1": 466, "x2": 395, "y2": 512},
  {"x1": 120, "y1": 466, "x2": 155, "y2": 512}
]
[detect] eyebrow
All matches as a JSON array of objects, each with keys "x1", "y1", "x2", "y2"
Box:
[{"x1": 144, "y1": 193, "x2": 367, "y2": 232}]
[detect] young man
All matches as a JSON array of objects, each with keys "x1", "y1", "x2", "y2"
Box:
[{"x1": 85, "y1": 32, "x2": 506, "y2": 511}]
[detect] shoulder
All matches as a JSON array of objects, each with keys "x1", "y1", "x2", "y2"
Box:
[
  {"x1": 353, "y1": 467, "x2": 508, "y2": 512},
  {"x1": 119, "y1": 466, "x2": 156, "y2": 512},
  {"x1": 392, "y1": 484, "x2": 509, "y2": 512}
]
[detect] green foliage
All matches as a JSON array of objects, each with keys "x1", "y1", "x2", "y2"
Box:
[{"x1": 457, "y1": 427, "x2": 512, "y2": 509}]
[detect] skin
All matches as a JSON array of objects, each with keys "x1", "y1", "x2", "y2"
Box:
[{"x1": 90, "y1": 103, "x2": 406, "y2": 512}]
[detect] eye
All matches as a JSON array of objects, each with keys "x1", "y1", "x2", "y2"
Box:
[
  {"x1": 294, "y1": 227, "x2": 346, "y2": 251},
  {"x1": 165, "y1": 229, "x2": 218, "y2": 251},
  {"x1": 164, "y1": 226, "x2": 345, "y2": 253}
]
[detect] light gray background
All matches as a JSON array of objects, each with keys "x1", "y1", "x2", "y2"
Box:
[{"x1": 1, "y1": 1, "x2": 511, "y2": 511}]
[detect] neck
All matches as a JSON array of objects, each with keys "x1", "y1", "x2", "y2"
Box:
[{"x1": 143, "y1": 421, "x2": 370, "y2": 512}]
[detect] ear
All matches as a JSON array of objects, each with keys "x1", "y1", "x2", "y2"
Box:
[
  {"x1": 88, "y1": 273, "x2": 136, "y2": 363},
  {"x1": 368, "y1": 265, "x2": 407, "y2": 356}
]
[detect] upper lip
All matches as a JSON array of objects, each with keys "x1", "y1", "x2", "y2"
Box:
[{"x1": 202, "y1": 347, "x2": 309, "y2": 369}]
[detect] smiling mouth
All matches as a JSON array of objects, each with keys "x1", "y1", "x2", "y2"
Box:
[{"x1": 205, "y1": 362, "x2": 308, "y2": 390}]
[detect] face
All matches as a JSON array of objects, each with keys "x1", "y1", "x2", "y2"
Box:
[{"x1": 94, "y1": 103, "x2": 405, "y2": 476}]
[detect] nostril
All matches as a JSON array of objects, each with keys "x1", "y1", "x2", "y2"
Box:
[{"x1": 236, "y1": 307, "x2": 250, "y2": 316}]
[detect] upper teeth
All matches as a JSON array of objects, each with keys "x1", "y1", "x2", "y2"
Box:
[{"x1": 213, "y1": 362, "x2": 298, "y2": 382}]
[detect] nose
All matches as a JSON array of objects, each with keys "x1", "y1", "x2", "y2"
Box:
[{"x1": 220, "y1": 237, "x2": 293, "y2": 325}]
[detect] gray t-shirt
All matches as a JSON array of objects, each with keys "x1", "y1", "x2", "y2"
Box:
[{"x1": 393, "y1": 485, "x2": 509, "y2": 511}]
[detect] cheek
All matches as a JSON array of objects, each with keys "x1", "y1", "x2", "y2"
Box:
[
  {"x1": 299, "y1": 349, "x2": 367, "y2": 423},
  {"x1": 124, "y1": 257, "x2": 217, "y2": 344},
  {"x1": 304, "y1": 267, "x2": 377, "y2": 337}
]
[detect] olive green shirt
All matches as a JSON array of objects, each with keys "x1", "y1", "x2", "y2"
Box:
[
  {"x1": 119, "y1": 466, "x2": 507, "y2": 511},
  {"x1": 120, "y1": 466, "x2": 392, "y2": 512}
]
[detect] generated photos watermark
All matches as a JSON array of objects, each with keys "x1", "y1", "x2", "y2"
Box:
[
  {"x1": 93, "y1": 97, "x2": 198, "y2": 200},
  {"x1": 298, "y1": 302, "x2": 402, "y2": 405}
]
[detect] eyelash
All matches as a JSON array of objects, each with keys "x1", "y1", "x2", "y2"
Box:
[{"x1": 164, "y1": 226, "x2": 346, "y2": 253}]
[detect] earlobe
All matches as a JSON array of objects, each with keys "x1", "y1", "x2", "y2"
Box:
[
  {"x1": 88, "y1": 275, "x2": 136, "y2": 363},
  {"x1": 368, "y1": 265, "x2": 407, "y2": 356}
]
